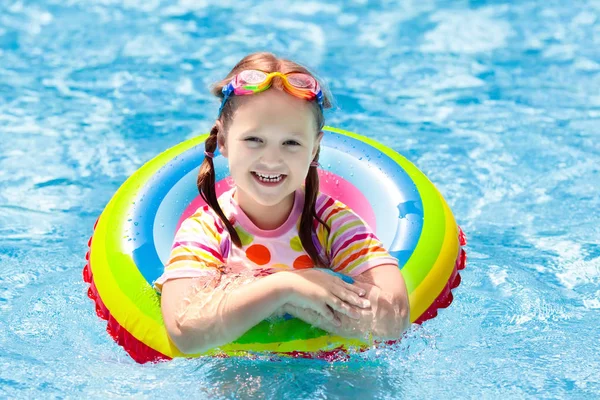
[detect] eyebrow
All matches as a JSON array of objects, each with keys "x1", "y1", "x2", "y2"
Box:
[
  {"x1": 239, "y1": 129, "x2": 258, "y2": 137},
  {"x1": 239, "y1": 130, "x2": 307, "y2": 139}
]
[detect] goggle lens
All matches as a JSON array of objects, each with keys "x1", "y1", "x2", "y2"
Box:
[
  {"x1": 237, "y1": 70, "x2": 268, "y2": 85},
  {"x1": 286, "y1": 73, "x2": 316, "y2": 89}
]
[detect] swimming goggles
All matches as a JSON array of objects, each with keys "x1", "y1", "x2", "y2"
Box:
[{"x1": 218, "y1": 70, "x2": 324, "y2": 116}]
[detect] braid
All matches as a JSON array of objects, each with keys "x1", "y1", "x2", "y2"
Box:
[
  {"x1": 298, "y1": 147, "x2": 330, "y2": 268},
  {"x1": 196, "y1": 126, "x2": 242, "y2": 248}
]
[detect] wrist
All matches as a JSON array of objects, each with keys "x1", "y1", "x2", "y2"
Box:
[{"x1": 269, "y1": 271, "x2": 296, "y2": 305}]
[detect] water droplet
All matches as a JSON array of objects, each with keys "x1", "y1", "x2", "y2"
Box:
[{"x1": 134, "y1": 222, "x2": 139, "y2": 226}]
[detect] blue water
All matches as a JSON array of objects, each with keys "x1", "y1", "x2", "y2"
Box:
[{"x1": 1, "y1": 0, "x2": 599, "y2": 398}]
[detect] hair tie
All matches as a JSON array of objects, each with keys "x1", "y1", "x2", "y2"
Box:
[
  {"x1": 310, "y1": 161, "x2": 320, "y2": 168},
  {"x1": 204, "y1": 151, "x2": 215, "y2": 159}
]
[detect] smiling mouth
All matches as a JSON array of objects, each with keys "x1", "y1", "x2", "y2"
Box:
[{"x1": 251, "y1": 171, "x2": 287, "y2": 184}]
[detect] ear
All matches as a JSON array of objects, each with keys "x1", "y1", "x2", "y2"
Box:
[
  {"x1": 216, "y1": 120, "x2": 228, "y2": 158},
  {"x1": 311, "y1": 131, "x2": 324, "y2": 160}
]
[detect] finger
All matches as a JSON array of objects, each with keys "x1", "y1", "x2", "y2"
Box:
[
  {"x1": 316, "y1": 303, "x2": 340, "y2": 326},
  {"x1": 326, "y1": 297, "x2": 361, "y2": 320},
  {"x1": 315, "y1": 268, "x2": 355, "y2": 284},
  {"x1": 300, "y1": 307, "x2": 340, "y2": 330},
  {"x1": 340, "y1": 281, "x2": 367, "y2": 298},
  {"x1": 333, "y1": 285, "x2": 371, "y2": 309}
]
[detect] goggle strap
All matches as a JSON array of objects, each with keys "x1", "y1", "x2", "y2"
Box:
[{"x1": 218, "y1": 83, "x2": 234, "y2": 116}]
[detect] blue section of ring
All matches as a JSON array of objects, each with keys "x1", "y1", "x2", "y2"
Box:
[
  {"x1": 152, "y1": 156, "x2": 230, "y2": 266},
  {"x1": 128, "y1": 147, "x2": 228, "y2": 285},
  {"x1": 319, "y1": 133, "x2": 424, "y2": 266},
  {"x1": 127, "y1": 131, "x2": 424, "y2": 285}
]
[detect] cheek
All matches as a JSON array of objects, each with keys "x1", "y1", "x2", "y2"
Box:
[
  {"x1": 290, "y1": 155, "x2": 310, "y2": 173},
  {"x1": 228, "y1": 150, "x2": 255, "y2": 174},
  {"x1": 229, "y1": 146, "x2": 251, "y2": 162}
]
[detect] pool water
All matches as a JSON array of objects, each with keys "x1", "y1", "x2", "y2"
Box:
[{"x1": 1, "y1": 0, "x2": 599, "y2": 398}]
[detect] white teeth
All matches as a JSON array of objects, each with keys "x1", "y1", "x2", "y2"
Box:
[
  {"x1": 254, "y1": 172, "x2": 283, "y2": 182},
  {"x1": 258, "y1": 173, "x2": 280, "y2": 179}
]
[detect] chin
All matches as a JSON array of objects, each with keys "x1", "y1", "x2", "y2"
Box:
[
  {"x1": 247, "y1": 182, "x2": 296, "y2": 207},
  {"x1": 249, "y1": 190, "x2": 291, "y2": 207}
]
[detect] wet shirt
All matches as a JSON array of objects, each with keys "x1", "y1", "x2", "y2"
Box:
[{"x1": 154, "y1": 187, "x2": 397, "y2": 293}]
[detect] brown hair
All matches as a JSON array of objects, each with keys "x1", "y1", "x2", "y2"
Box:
[{"x1": 197, "y1": 52, "x2": 333, "y2": 268}]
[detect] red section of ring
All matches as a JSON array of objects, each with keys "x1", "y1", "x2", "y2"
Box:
[
  {"x1": 83, "y1": 228, "x2": 171, "y2": 364},
  {"x1": 83, "y1": 222, "x2": 467, "y2": 364},
  {"x1": 414, "y1": 244, "x2": 467, "y2": 325}
]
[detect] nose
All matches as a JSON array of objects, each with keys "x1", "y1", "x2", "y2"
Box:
[{"x1": 259, "y1": 146, "x2": 284, "y2": 168}]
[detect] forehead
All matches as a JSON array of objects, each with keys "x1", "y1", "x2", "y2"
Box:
[{"x1": 228, "y1": 89, "x2": 317, "y2": 136}]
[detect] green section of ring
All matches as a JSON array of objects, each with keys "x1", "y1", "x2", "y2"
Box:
[{"x1": 324, "y1": 126, "x2": 446, "y2": 293}]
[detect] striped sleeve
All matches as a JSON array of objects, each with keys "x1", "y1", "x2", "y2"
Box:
[
  {"x1": 153, "y1": 209, "x2": 226, "y2": 293},
  {"x1": 316, "y1": 196, "x2": 398, "y2": 277}
]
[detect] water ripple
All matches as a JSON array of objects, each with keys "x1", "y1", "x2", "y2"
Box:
[{"x1": 1, "y1": 0, "x2": 600, "y2": 398}]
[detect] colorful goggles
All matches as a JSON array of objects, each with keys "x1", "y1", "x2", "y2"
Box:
[{"x1": 218, "y1": 70, "x2": 324, "y2": 116}]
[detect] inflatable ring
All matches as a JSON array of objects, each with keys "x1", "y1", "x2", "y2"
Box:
[{"x1": 83, "y1": 126, "x2": 467, "y2": 363}]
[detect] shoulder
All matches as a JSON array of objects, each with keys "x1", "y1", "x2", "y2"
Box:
[
  {"x1": 182, "y1": 206, "x2": 225, "y2": 235},
  {"x1": 314, "y1": 192, "x2": 380, "y2": 249},
  {"x1": 314, "y1": 191, "x2": 360, "y2": 226},
  {"x1": 177, "y1": 189, "x2": 236, "y2": 240}
]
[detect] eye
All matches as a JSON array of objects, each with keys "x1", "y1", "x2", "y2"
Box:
[
  {"x1": 244, "y1": 137, "x2": 263, "y2": 143},
  {"x1": 284, "y1": 140, "x2": 301, "y2": 146}
]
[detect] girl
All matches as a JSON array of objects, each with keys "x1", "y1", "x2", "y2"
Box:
[{"x1": 154, "y1": 52, "x2": 410, "y2": 355}]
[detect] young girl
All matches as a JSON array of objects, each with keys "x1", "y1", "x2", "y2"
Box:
[{"x1": 154, "y1": 52, "x2": 410, "y2": 355}]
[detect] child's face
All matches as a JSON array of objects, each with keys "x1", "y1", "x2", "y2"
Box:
[{"x1": 218, "y1": 89, "x2": 322, "y2": 208}]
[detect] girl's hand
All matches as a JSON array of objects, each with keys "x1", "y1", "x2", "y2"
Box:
[
  {"x1": 280, "y1": 269, "x2": 371, "y2": 326},
  {"x1": 281, "y1": 303, "x2": 341, "y2": 333}
]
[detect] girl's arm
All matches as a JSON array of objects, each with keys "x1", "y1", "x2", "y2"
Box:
[
  {"x1": 287, "y1": 199, "x2": 411, "y2": 340},
  {"x1": 161, "y1": 273, "x2": 290, "y2": 355},
  {"x1": 160, "y1": 269, "x2": 370, "y2": 354}
]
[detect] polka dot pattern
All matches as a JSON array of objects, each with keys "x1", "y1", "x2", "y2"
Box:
[
  {"x1": 246, "y1": 244, "x2": 271, "y2": 266},
  {"x1": 290, "y1": 236, "x2": 303, "y2": 252},
  {"x1": 270, "y1": 263, "x2": 290, "y2": 270},
  {"x1": 293, "y1": 255, "x2": 313, "y2": 269},
  {"x1": 234, "y1": 226, "x2": 254, "y2": 246}
]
